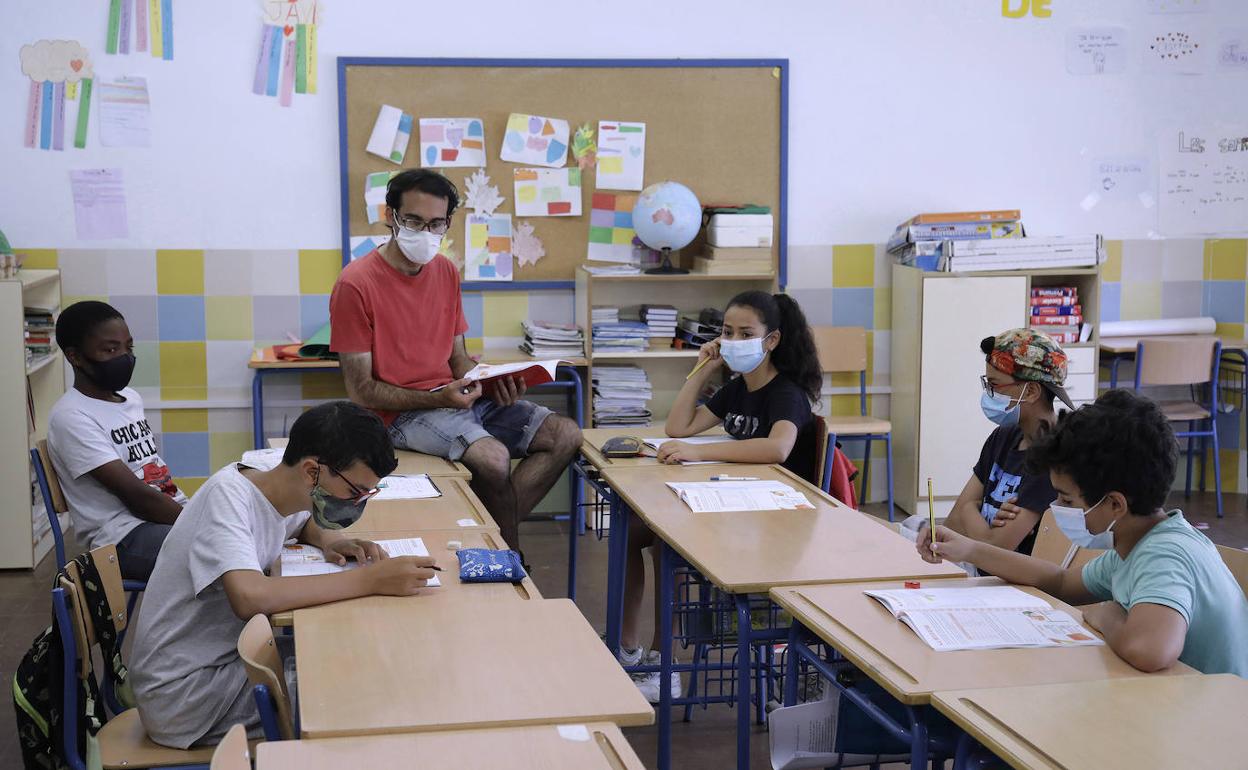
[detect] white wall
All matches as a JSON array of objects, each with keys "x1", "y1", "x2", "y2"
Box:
[{"x1": 3, "y1": 0, "x2": 1246, "y2": 250}]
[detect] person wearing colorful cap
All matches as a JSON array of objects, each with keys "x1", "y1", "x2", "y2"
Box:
[{"x1": 916, "y1": 328, "x2": 1073, "y2": 559}]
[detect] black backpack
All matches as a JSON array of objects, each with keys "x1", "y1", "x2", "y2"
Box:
[{"x1": 12, "y1": 551, "x2": 132, "y2": 770}]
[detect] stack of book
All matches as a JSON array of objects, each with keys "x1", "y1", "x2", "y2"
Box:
[
  {"x1": 675, "y1": 309, "x2": 723, "y2": 351},
  {"x1": 519, "y1": 320, "x2": 584, "y2": 358},
  {"x1": 1029, "y1": 287, "x2": 1085, "y2": 344},
  {"x1": 592, "y1": 306, "x2": 619, "y2": 326},
  {"x1": 640, "y1": 305, "x2": 678, "y2": 349},
  {"x1": 941, "y1": 235, "x2": 1103, "y2": 273},
  {"x1": 592, "y1": 309, "x2": 650, "y2": 354},
  {"x1": 24, "y1": 305, "x2": 55, "y2": 367},
  {"x1": 694, "y1": 209, "x2": 774, "y2": 275},
  {"x1": 592, "y1": 365, "x2": 653, "y2": 426},
  {"x1": 888, "y1": 209, "x2": 1023, "y2": 269}
]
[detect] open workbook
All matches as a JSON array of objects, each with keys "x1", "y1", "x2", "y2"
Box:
[
  {"x1": 666, "y1": 480, "x2": 814, "y2": 513},
  {"x1": 279, "y1": 538, "x2": 441, "y2": 586},
  {"x1": 865, "y1": 586, "x2": 1102, "y2": 652},
  {"x1": 431, "y1": 359, "x2": 565, "y2": 391}
]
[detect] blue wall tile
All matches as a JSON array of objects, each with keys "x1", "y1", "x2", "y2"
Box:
[
  {"x1": 1100, "y1": 282, "x2": 1121, "y2": 323},
  {"x1": 831, "y1": 287, "x2": 875, "y2": 329},
  {"x1": 156, "y1": 295, "x2": 206, "y2": 341}
]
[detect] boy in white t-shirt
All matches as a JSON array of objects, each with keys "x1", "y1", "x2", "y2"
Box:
[{"x1": 47, "y1": 301, "x2": 185, "y2": 580}]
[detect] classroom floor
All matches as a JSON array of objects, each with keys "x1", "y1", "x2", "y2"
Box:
[{"x1": 1, "y1": 491, "x2": 1245, "y2": 769}]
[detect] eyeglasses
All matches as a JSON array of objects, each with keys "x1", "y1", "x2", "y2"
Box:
[
  {"x1": 980, "y1": 375, "x2": 1017, "y2": 398},
  {"x1": 319, "y1": 463, "x2": 381, "y2": 504},
  {"x1": 392, "y1": 211, "x2": 451, "y2": 235}
]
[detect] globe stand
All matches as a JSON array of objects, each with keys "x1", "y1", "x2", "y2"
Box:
[{"x1": 644, "y1": 247, "x2": 689, "y2": 275}]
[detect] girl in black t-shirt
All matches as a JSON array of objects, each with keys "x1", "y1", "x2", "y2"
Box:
[{"x1": 617, "y1": 291, "x2": 821, "y2": 702}]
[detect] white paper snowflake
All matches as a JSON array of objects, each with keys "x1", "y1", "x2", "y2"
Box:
[
  {"x1": 513, "y1": 221, "x2": 545, "y2": 268},
  {"x1": 463, "y1": 169, "x2": 504, "y2": 216}
]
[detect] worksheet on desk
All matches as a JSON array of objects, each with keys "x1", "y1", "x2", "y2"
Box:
[
  {"x1": 280, "y1": 539, "x2": 440, "y2": 585},
  {"x1": 666, "y1": 480, "x2": 813, "y2": 512},
  {"x1": 374, "y1": 474, "x2": 441, "y2": 500}
]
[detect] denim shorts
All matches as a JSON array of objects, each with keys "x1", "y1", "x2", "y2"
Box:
[{"x1": 388, "y1": 398, "x2": 552, "y2": 461}]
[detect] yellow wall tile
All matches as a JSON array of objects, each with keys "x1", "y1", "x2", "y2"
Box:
[
  {"x1": 1215, "y1": 322, "x2": 1245, "y2": 339},
  {"x1": 162, "y1": 408, "x2": 209, "y2": 432},
  {"x1": 1101, "y1": 240, "x2": 1122, "y2": 282},
  {"x1": 174, "y1": 477, "x2": 208, "y2": 497},
  {"x1": 156, "y1": 250, "x2": 205, "y2": 295},
  {"x1": 301, "y1": 371, "x2": 348, "y2": 400},
  {"x1": 205, "y1": 296, "x2": 254, "y2": 340},
  {"x1": 159, "y1": 342, "x2": 207, "y2": 400},
  {"x1": 465, "y1": 337, "x2": 484, "y2": 355},
  {"x1": 17, "y1": 249, "x2": 58, "y2": 269},
  {"x1": 832, "y1": 244, "x2": 875, "y2": 287},
  {"x1": 1118, "y1": 282, "x2": 1162, "y2": 321},
  {"x1": 210, "y1": 431, "x2": 253, "y2": 472},
  {"x1": 299, "y1": 249, "x2": 342, "y2": 295},
  {"x1": 63, "y1": 294, "x2": 108, "y2": 307},
  {"x1": 1205, "y1": 238, "x2": 1248, "y2": 280},
  {"x1": 1199, "y1": 448, "x2": 1239, "y2": 493},
  {"x1": 873, "y1": 287, "x2": 892, "y2": 330},
  {"x1": 482, "y1": 293, "x2": 529, "y2": 337}
]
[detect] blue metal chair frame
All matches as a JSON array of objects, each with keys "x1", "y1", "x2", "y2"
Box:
[
  {"x1": 820, "y1": 371, "x2": 895, "y2": 520},
  {"x1": 251, "y1": 684, "x2": 288, "y2": 742},
  {"x1": 1132, "y1": 340, "x2": 1223, "y2": 517}
]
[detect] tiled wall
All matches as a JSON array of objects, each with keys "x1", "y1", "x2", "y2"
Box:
[{"x1": 19, "y1": 239, "x2": 1247, "y2": 499}]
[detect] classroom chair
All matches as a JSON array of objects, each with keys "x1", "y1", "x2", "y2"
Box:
[
  {"x1": 811, "y1": 326, "x2": 895, "y2": 519},
  {"x1": 237, "y1": 614, "x2": 296, "y2": 741},
  {"x1": 52, "y1": 547, "x2": 215, "y2": 769},
  {"x1": 1132, "y1": 338, "x2": 1223, "y2": 516},
  {"x1": 32, "y1": 440, "x2": 146, "y2": 716},
  {"x1": 208, "y1": 725, "x2": 251, "y2": 770},
  {"x1": 1030, "y1": 510, "x2": 1103, "y2": 572},
  {"x1": 812, "y1": 414, "x2": 829, "y2": 491}
]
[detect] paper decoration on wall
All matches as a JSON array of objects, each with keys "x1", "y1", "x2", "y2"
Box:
[
  {"x1": 500, "y1": 113, "x2": 569, "y2": 167},
  {"x1": 1144, "y1": 29, "x2": 1208, "y2": 74},
  {"x1": 106, "y1": 0, "x2": 173, "y2": 59},
  {"x1": 20, "y1": 40, "x2": 94, "y2": 151},
  {"x1": 70, "y1": 168, "x2": 129, "y2": 240},
  {"x1": 464, "y1": 169, "x2": 504, "y2": 217},
  {"x1": 253, "y1": 2, "x2": 320, "y2": 106},
  {"x1": 513, "y1": 221, "x2": 545, "y2": 267},
  {"x1": 571, "y1": 123, "x2": 597, "y2": 170},
  {"x1": 1080, "y1": 156, "x2": 1153, "y2": 211},
  {"x1": 1066, "y1": 27, "x2": 1126, "y2": 75},
  {"x1": 365, "y1": 104, "x2": 412, "y2": 163},
  {"x1": 419, "y1": 118, "x2": 486, "y2": 168},
  {"x1": 1158, "y1": 126, "x2": 1248, "y2": 235},
  {"x1": 514, "y1": 168, "x2": 582, "y2": 217},
  {"x1": 586, "y1": 193, "x2": 639, "y2": 263},
  {"x1": 350, "y1": 234, "x2": 390, "y2": 259},
  {"x1": 465, "y1": 213, "x2": 513, "y2": 281},
  {"x1": 364, "y1": 170, "x2": 397, "y2": 224},
  {"x1": 1217, "y1": 30, "x2": 1248, "y2": 72},
  {"x1": 98, "y1": 76, "x2": 150, "y2": 147},
  {"x1": 596, "y1": 121, "x2": 645, "y2": 191}
]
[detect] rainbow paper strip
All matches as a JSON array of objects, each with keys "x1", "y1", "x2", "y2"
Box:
[
  {"x1": 52, "y1": 82, "x2": 65, "y2": 151},
  {"x1": 135, "y1": 0, "x2": 148, "y2": 52},
  {"x1": 67, "y1": 81, "x2": 78, "y2": 100},
  {"x1": 107, "y1": 0, "x2": 122, "y2": 54},
  {"x1": 279, "y1": 37, "x2": 296, "y2": 107},
  {"x1": 254, "y1": 25, "x2": 274, "y2": 95},
  {"x1": 39, "y1": 81, "x2": 53, "y2": 150},
  {"x1": 295, "y1": 25, "x2": 307, "y2": 94},
  {"x1": 74, "y1": 78, "x2": 93, "y2": 149},
  {"x1": 119, "y1": 0, "x2": 132, "y2": 54},
  {"x1": 24, "y1": 80, "x2": 39, "y2": 149},
  {"x1": 306, "y1": 24, "x2": 317, "y2": 93},
  {"x1": 160, "y1": 0, "x2": 172, "y2": 60},
  {"x1": 149, "y1": 0, "x2": 162, "y2": 58},
  {"x1": 266, "y1": 26, "x2": 282, "y2": 96}
]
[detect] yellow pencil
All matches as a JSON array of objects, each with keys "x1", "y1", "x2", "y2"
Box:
[
  {"x1": 686, "y1": 357, "x2": 710, "y2": 381},
  {"x1": 926, "y1": 477, "x2": 936, "y2": 545}
]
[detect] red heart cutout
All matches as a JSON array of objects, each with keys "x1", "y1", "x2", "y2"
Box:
[
  {"x1": 70, "y1": 59, "x2": 83, "y2": 72},
  {"x1": 283, "y1": 25, "x2": 294, "y2": 36}
]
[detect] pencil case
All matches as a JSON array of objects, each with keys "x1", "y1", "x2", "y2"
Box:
[{"x1": 456, "y1": 548, "x2": 527, "y2": 583}]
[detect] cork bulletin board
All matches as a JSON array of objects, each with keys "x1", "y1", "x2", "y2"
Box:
[{"x1": 337, "y1": 58, "x2": 789, "y2": 289}]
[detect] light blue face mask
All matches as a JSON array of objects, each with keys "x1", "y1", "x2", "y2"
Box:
[
  {"x1": 979, "y1": 383, "x2": 1029, "y2": 427},
  {"x1": 720, "y1": 335, "x2": 771, "y2": 374},
  {"x1": 1051, "y1": 495, "x2": 1114, "y2": 549}
]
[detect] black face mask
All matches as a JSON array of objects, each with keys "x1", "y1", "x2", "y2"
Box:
[{"x1": 83, "y1": 353, "x2": 136, "y2": 393}]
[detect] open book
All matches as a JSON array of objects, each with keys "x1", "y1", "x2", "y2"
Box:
[
  {"x1": 642, "y1": 435, "x2": 734, "y2": 465},
  {"x1": 431, "y1": 359, "x2": 565, "y2": 391},
  {"x1": 666, "y1": 480, "x2": 813, "y2": 513},
  {"x1": 373, "y1": 474, "x2": 441, "y2": 500},
  {"x1": 865, "y1": 586, "x2": 1102, "y2": 652},
  {"x1": 280, "y1": 538, "x2": 440, "y2": 586}
]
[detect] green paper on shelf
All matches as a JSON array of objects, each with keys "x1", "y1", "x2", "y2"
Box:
[
  {"x1": 74, "y1": 78, "x2": 93, "y2": 148},
  {"x1": 297, "y1": 322, "x2": 336, "y2": 359}
]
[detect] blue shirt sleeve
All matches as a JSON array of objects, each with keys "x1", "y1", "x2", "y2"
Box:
[
  {"x1": 1124, "y1": 546, "x2": 1195, "y2": 624},
  {"x1": 1080, "y1": 551, "x2": 1116, "y2": 601}
]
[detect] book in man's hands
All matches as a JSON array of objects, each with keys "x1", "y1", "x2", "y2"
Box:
[
  {"x1": 431, "y1": 359, "x2": 565, "y2": 391},
  {"x1": 864, "y1": 586, "x2": 1103, "y2": 652}
]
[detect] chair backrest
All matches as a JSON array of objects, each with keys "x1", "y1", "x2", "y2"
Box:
[
  {"x1": 1030, "y1": 510, "x2": 1104, "y2": 571},
  {"x1": 1134, "y1": 338, "x2": 1219, "y2": 387},
  {"x1": 1216, "y1": 544, "x2": 1248, "y2": 597},
  {"x1": 237, "y1": 614, "x2": 295, "y2": 740},
  {"x1": 812, "y1": 326, "x2": 867, "y2": 374},
  {"x1": 57, "y1": 578, "x2": 94, "y2": 682},
  {"x1": 811, "y1": 415, "x2": 829, "y2": 491},
  {"x1": 63, "y1": 544, "x2": 130, "y2": 642},
  {"x1": 34, "y1": 440, "x2": 69, "y2": 513},
  {"x1": 210, "y1": 724, "x2": 252, "y2": 770},
  {"x1": 31, "y1": 443, "x2": 68, "y2": 570}
]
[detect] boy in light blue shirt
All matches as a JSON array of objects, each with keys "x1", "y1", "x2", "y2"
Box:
[{"x1": 919, "y1": 389, "x2": 1248, "y2": 676}]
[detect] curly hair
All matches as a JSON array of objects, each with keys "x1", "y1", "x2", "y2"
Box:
[
  {"x1": 1026, "y1": 389, "x2": 1177, "y2": 515},
  {"x1": 726, "y1": 291, "x2": 821, "y2": 404}
]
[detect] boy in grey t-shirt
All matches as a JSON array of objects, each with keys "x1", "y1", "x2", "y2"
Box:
[{"x1": 130, "y1": 402, "x2": 440, "y2": 748}]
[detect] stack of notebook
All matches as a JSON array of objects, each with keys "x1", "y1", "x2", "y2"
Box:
[
  {"x1": 592, "y1": 306, "x2": 649, "y2": 354},
  {"x1": 592, "y1": 365, "x2": 653, "y2": 426},
  {"x1": 519, "y1": 320, "x2": 584, "y2": 358},
  {"x1": 640, "y1": 305, "x2": 678, "y2": 349}
]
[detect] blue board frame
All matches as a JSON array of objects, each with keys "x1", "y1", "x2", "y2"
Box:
[{"x1": 337, "y1": 57, "x2": 790, "y2": 290}]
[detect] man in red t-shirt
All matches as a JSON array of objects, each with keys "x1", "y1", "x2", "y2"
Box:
[{"x1": 329, "y1": 170, "x2": 581, "y2": 553}]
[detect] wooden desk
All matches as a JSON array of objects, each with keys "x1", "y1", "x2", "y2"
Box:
[
  {"x1": 579, "y1": 426, "x2": 728, "y2": 471},
  {"x1": 295, "y1": 598, "x2": 654, "y2": 738},
  {"x1": 769, "y1": 577, "x2": 1195, "y2": 707},
  {"x1": 599, "y1": 464, "x2": 964, "y2": 594},
  {"x1": 352, "y1": 476, "x2": 496, "y2": 533},
  {"x1": 931, "y1": 674, "x2": 1242, "y2": 770},
  {"x1": 256, "y1": 722, "x2": 646, "y2": 770},
  {"x1": 1098, "y1": 334, "x2": 1247, "y2": 355},
  {"x1": 267, "y1": 437, "x2": 471, "y2": 478}
]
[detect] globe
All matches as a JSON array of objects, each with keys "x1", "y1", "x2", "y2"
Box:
[{"x1": 632, "y1": 181, "x2": 702, "y2": 252}]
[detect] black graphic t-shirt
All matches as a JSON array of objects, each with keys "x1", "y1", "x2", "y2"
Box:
[
  {"x1": 972, "y1": 424, "x2": 1056, "y2": 555},
  {"x1": 705, "y1": 374, "x2": 816, "y2": 482}
]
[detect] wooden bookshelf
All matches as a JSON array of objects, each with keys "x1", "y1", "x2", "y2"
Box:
[{"x1": 1, "y1": 270, "x2": 65, "y2": 569}]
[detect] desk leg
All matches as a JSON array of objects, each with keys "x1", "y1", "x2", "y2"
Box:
[
  {"x1": 1109, "y1": 356, "x2": 1122, "y2": 390},
  {"x1": 658, "y1": 539, "x2": 675, "y2": 770},
  {"x1": 783, "y1": 621, "x2": 800, "y2": 707},
  {"x1": 252, "y1": 370, "x2": 265, "y2": 450},
  {"x1": 735, "y1": 593, "x2": 752, "y2": 770},
  {"x1": 566, "y1": 463, "x2": 580, "y2": 601},
  {"x1": 953, "y1": 732, "x2": 977, "y2": 770},
  {"x1": 907, "y1": 706, "x2": 929, "y2": 770},
  {"x1": 603, "y1": 492, "x2": 628, "y2": 657}
]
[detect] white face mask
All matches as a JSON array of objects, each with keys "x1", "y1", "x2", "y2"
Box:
[
  {"x1": 393, "y1": 225, "x2": 442, "y2": 265},
  {"x1": 1050, "y1": 494, "x2": 1114, "y2": 549}
]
